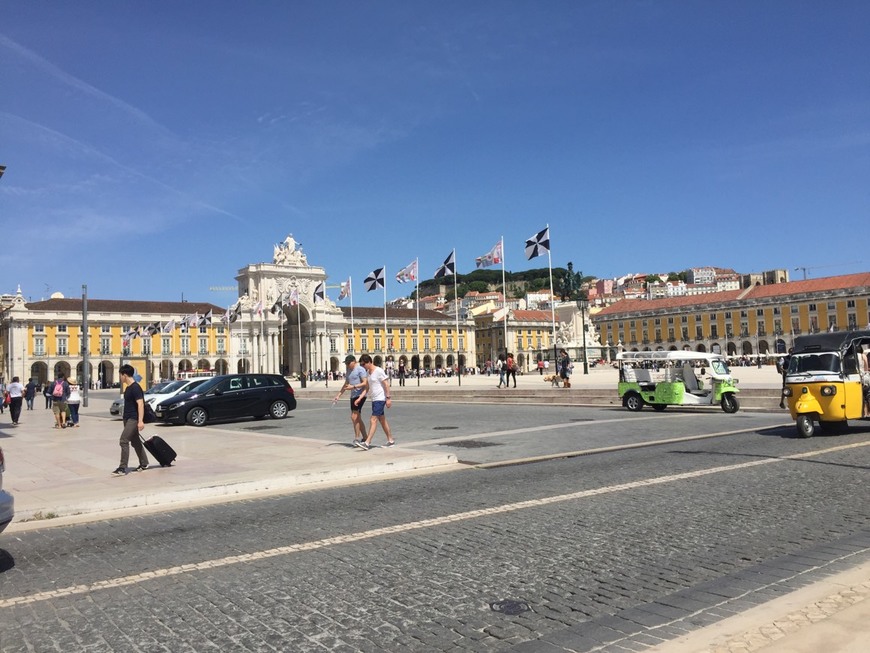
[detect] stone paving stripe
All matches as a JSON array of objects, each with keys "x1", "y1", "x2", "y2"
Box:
[
  {"x1": 2, "y1": 440, "x2": 868, "y2": 610},
  {"x1": 472, "y1": 423, "x2": 790, "y2": 469}
]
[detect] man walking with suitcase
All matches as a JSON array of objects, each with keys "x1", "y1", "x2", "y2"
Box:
[{"x1": 113, "y1": 364, "x2": 149, "y2": 475}]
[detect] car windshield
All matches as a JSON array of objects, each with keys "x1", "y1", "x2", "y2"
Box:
[
  {"x1": 155, "y1": 380, "x2": 189, "y2": 394},
  {"x1": 183, "y1": 379, "x2": 210, "y2": 392},
  {"x1": 710, "y1": 359, "x2": 730, "y2": 375},
  {"x1": 789, "y1": 353, "x2": 841, "y2": 374},
  {"x1": 145, "y1": 382, "x2": 171, "y2": 394}
]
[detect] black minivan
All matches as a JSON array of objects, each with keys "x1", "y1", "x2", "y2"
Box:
[{"x1": 154, "y1": 374, "x2": 296, "y2": 426}]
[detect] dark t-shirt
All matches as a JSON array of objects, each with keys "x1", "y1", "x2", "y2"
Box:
[{"x1": 123, "y1": 382, "x2": 145, "y2": 421}]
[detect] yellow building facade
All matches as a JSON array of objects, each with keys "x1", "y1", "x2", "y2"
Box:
[{"x1": 594, "y1": 272, "x2": 870, "y2": 358}]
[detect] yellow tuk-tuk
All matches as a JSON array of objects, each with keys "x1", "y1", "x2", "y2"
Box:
[{"x1": 784, "y1": 330, "x2": 870, "y2": 437}]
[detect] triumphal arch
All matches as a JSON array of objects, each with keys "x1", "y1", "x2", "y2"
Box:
[{"x1": 234, "y1": 235, "x2": 344, "y2": 377}]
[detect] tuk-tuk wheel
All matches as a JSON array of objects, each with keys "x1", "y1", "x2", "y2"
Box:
[
  {"x1": 624, "y1": 392, "x2": 644, "y2": 412},
  {"x1": 720, "y1": 393, "x2": 740, "y2": 414},
  {"x1": 796, "y1": 415, "x2": 815, "y2": 438},
  {"x1": 651, "y1": 404, "x2": 667, "y2": 412}
]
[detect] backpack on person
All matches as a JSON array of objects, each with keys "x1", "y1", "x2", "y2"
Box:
[{"x1": 52, "y1": 381, "x2": 65, "y2": 398}]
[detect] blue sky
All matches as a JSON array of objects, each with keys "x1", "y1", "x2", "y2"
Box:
[{"x1": 2, "y1": 1, "x2": 868, "y2": 307}]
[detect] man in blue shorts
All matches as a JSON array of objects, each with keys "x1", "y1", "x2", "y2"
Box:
[
  {"x1": 334, "y1": 355, "x2": 368, "y2": 446},
  {"x1": 356, "y1": 353, "x2": 395, "y2": 450}
]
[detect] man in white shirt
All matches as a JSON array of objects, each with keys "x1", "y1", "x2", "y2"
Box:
[{"x1": 355, "y1": 353, "x2": 395, "y2": 450}]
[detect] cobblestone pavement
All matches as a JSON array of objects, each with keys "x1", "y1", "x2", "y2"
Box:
[{"x1": 1, "y1": 408, "x2": 869, "y2": 652}]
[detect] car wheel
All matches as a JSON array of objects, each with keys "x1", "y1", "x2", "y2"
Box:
[
  {"x1": 624, "y1": 392, "x2": 644, "y2": 412},
  {"x1": 270, "y1": 400, "x2": 289, "y2": 419},
  {"x1": 186, "y1": 407, "x2": 208, "y2": 427},
  {"x1": 720, "y1": 394, "x2": 740, "y2": 413},
  {"x1": 651, "y1": 403, "x2": 667, "y2": 412},
  {"x1": 796, "y1": 414, "x2": 814, "y2": 438}
]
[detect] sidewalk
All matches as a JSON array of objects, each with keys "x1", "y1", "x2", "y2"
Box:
[{"x1": 0, "y1": 393, "x2": 457, "y2": 531}]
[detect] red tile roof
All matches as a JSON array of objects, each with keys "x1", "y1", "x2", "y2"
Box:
[
  {"x1": 25, "y1": 298, "x2": 226, "y2": 315},
  {"x1": 595, "y1": 272, "x2": 870, "y2": 317}
]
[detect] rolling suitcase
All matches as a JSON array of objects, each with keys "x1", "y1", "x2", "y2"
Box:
[{"x1": 142, "y1": 434, "x2": 177, "y2": 467}]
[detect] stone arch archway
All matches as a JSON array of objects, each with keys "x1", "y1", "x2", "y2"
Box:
[{"x1": 30, "y1": 361, "x2": 48, "y2": 385}]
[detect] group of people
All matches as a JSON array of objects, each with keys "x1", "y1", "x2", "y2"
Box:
[
  {"x1": 1, "y1": 373, "x2": 81, "y2": 428},
  {"x1": 333, "y1": 354, "x2": 395, "y2": 450}
]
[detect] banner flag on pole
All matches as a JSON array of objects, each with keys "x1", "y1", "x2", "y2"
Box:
[
  {"x1": 270, "y1": 293, "x2": 286, "y2": 314},
  {"x1": 253, "y1": 300, "x2": 264, "y2": 316},
  {"x1": 198, "y1": 310, "x2": 213, "y2": 326},
  {"x1": 313, "y1": 281, "x2": 326, "y2": 303},
  {"x1": 162, "y1": 319, "x2": 176, "y2": 333},
  {"x1": 287, "y1": 288, "x2": 299, "y2": 306},
  {"x1": 364, "y1": 267, "x2": 385, "y2": 292},
  {"x1": 434, "y1": 251, "x2": 455, "y2": 278},
  {"x1": 338, "y1": 277, "x2": 351, "y2": 300},
  {"x1": 229, "y1": 302, "x2": 242, "y2": 323},
  {"x1": 524, "y1": 227, "x2": 550, "y2": 260},
  {"x1": 395, "y1": 260, "x2": 418, "y2": 284},
  {"x1": 475, "y1": 241, "x2": 503, "y2": 269}
]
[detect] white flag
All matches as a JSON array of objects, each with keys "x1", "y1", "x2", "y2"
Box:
[
  {"x1": 525, "y1": 227, "x2": 550, "y2": 260},
  {"x1": 364, "y1": 268, "x2": 385, "y2": 292}
]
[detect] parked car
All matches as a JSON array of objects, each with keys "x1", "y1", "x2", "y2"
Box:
[
  {"x1": 154, "y1": 373, "x2": 296, "y2": 426},
  {"x1": 145, "y1": 377, "x2": 212, "y2": 410},
  {"x1": 109, "y1": 381, "x2": 176, "y2": 416},
  {"x1": 109, "y1": 395, "x2": 124, "y2": 416},
  {"x1": 0, "y1": 446, "x2": 14, "y2": 534}
]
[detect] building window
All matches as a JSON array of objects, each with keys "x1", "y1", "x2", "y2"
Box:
[
  {"x1": 808, "y1": 303, "x2": 817, "y2": 312},
  {"x1": 848, "y1": 314, "x2": 857, "y2": 329},
  {"x1": 181, "y1": 337, "x2": 190, "y2": 355},
  {"x1": 57, "y1": 324, "x2": 68, "y2": 333},
  {"x1": 217, "y1": 325, "x2": 226, "y2": 334},
  {"x1": 199, "y1": 326, "x2": 208, "y2": 334},
  {"x1": 57, "y1": 337, "x2": 68, "y2": 355},
  {"x1": 217, "y1": 338, "x2": 226, "y2": 354},
  {"x1": 809, "y1": 316, "x2": 819, "y2": 333},
  {"x1": 100, "y1": 337, "x2": 111, "y2": 355},
  {"x1": 792, "y1": 317, "x2": 801, "y2": 334},
  {"x1": 756, "y1": 309, "x2": 764, "y2": 316},
  {"x1": 424, "y1": 337, "x2": 430, "y2": 350},
  {"x1": 696, "y1": 325, "x2": 703, "y2": 339},
  {"x1": 198, "y1": 337, "x2": 208, "y2": 354},
  {"x1": 400, "y1": 337, "x2": 406, "y2": 350},
  {"x1": 122, "y1": 345, "x2": 131, "y2": 356},
  {"x1": 35, "y1": 324, "x2": 45, "y2": 333},
  {"x1": 34, "y1": 338, "x2": 45, "y2": 355},
  {"x1": 142, "y1": 339, "x2": 152, "y2": 355},
  {"x1": 828, "y1": 316, "x2": 837, "y2": 331},
  {"x1": 361, "y1": 337, "x2": 368, "y2": 351},
  {"x1": 724, "y1": 312, "x2": 732, "y2": 319},
  {"x1": 847, "y1": 300, "x2": 856, "y2": 308},
  {"x1": 827, "y1": 302, "x2": 836, "y2": 311},
  {"x1": 710, "y1": 325, "x2": 718, "y2": 338},
  {"x1": 162, "y1": 337, "x2": 171, "y2": 355},
  {"x1": 447, "y1": 336, "x2": 453, "y2": 350},
  {"x1": 330, "y1": 337, "x2": 337, "y2": 353},
  {"x1": 101, "y1": 325, "x2": 110, "y2": 333},
  {"x1": 374, "y1": 337, "x2": 381, "y2": 350}
]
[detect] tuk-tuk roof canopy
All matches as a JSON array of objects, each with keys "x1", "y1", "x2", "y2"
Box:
[
  {"x1": 792, "y1": 330, "x2": 870, "y2": 355},
  {"x1": 616, "y1": 351, "x2": 725, "y2": 362}
]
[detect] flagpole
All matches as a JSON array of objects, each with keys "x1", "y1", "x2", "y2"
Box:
[
  {"x1": 259, "y1": 306, "x2": 264, "y2": 373},
  {"x1": 323, "y1": 288, "x2": 329, "y2": 388},
  {"x1": 296, "y1": 298, "x2": 303, "y2": 384},
  {"x1": 452, "y1": 248, "x2": 461, "y2": 386},
  {"x1": 383, "y1": 265, "x2": 388, "y2": 360},
  {"x1": 416, "y1": 258, "x2": 420, "y2": 387},
  {"x1": 227, "y1": 305, "x2": 233, "y2": 375},
  {"x1": 545, "y1": 223, "x2": 557, "y2": 368},
  {"x1": 501, "y1": 235, "x2": 508, "y2": 357},
  {"x1": 349, "y1": 279, "x2": 355, "y2": 355}
]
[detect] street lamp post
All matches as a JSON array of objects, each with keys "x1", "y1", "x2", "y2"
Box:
[{"x1": 576, "y1": 299, "x2": 589, "y2": 375}]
